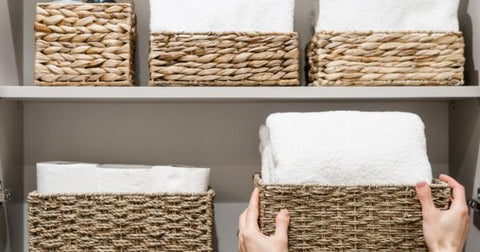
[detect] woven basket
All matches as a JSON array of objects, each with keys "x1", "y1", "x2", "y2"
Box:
[
  {"x1": 34, "y1": 3, "x2": 136, "y2": 86},
  {"x1": 149, "y1": 32, "x2": 300, "y2": 86},
  {"x1": 28, "y1": 190, "x2": 214, "y2": 251},
  {"x1": 307, "y1": 31, "x2": 465, "y2": 86},
  {"x1": 254, "y1": 174, "x2": 451, "y2": 251}
]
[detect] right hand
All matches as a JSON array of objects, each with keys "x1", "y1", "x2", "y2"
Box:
[
  {"x1": 415, "y1": 174, "x2": 470, "y2": 252},
  {"x1": 238, "y1": 188, "x2": 290, "y2": 252}
]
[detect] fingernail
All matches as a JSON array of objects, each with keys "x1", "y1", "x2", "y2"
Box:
[
  {"x1": 280, "y1": 209, "x2": 289, "y2": 216},
  {"x1": 416, "y1": 181, "x2": 427, "y2": 189}
]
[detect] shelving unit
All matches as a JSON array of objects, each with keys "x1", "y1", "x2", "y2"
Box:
[
  {"x1": 0, "y1": 0, "x2": 479, "y2": 252},
  {"x1": 1, "y1": 86, "x2": 480, "y2": 101}
]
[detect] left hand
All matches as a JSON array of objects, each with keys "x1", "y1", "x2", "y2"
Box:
[{"x1": 238, "y1": 188, "x2": 290, "y2": 252}]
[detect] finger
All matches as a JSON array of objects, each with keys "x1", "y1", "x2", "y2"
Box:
[
  {"x1": 274, "y1": 209, "x2": 290, "y2": 241},
  {"x1": 238, "y1": 237, "x2": 245, "y2": 252},
  {"x1": 239, "y1": 209, "x2": 247, "y2": 232},
  {"x1": 416, "y1": 181, "x2": 436, "y2": 217},
  {"x1": 238, "y1": 228, "x2": 245, "y2": 252},
  {"x1": 245, "y1": 188, "x2": 260, "y2": 231},
  {"x1": 439, "y1": 174, "x2": 466, "y2": 207}
]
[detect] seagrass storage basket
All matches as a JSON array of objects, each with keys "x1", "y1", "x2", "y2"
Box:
[
  {"x1": 34, "y1": 2, "x2": 136, "y2": 86},
  {"x1": 149, "y1": 32, "x2": 300, "y2": 86},
  {"x1": 307, "y1": 31, "x2": 465, "y2": 86},
  {"x1": 28, "y1": 190, "x2": 214, "y2": 251},
  {"x1": 254, "y1": 174, "x2": 451, "y2": 251}
]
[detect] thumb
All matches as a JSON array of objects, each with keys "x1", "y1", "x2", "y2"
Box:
[
  {"x1": 274, "y1": 209, "x2": 290, "y2": 241},
  {"x1": 415, "y1": 181, "x2": 436, "y2": 217}
]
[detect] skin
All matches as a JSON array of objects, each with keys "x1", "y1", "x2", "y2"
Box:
[
  {"x1": 238, "y1": 188, "x2": 290, "y2": 252},
  {"x1": 415, "y1": 174, "x2": 471, "y2": 252},
  {"x1": 239, "y1": 175, "x2": 471, "y2": 252}
]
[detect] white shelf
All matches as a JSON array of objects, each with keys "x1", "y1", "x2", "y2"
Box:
[{"x1": 0, "y1": 86, "x2": 479, "y2": 101}]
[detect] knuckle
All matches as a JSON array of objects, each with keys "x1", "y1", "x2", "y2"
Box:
[
  {"x1": 277, "y1": 215, "x2": 287, "y2": 222},
  {"x1": 242, "y1": 230, "x2": 255, "y2": 240},
  {"x1": 458, "y1": 206, "x2": 469, "y2": 215},
  {"x1": 238, "y1": 235, "x2": 244, "y2": 244},
  {"x1": 416, "y1": 190, "x2": 428, "y2": 198}
]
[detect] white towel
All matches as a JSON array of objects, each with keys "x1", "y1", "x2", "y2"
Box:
[
  {"x1": 36, "y1": 163, "x2": 210, "y2": 193},
  {"x1": 151, "y1": 166, "x2": 210, "y2": 193},
  {"x1": 150, "y1": 0, "x2": 295, "y2": 33},
  {"x1": 316, "y1": 0, "x2": 459, "y2": 32},
  {"x1": 260, "y1": 111, "x2": 433, "y2": 185},
  {"x1": 36, "y1": 162, "x2": 98, "y2": 193}
]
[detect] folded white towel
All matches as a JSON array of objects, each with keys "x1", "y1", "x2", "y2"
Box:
[
  {"x1": 260, "y1": 111, "x2": 432, "y2": 185},
  {"x1": 150, "y1": 0, "x2": 295, "y2": 33},
  {"x1": 36, "y1": 163, "x2": 210, "y2": 193},
  {"x1": 151, "y1": 166, "x2": 210, "y2": 193},
  {"x1": 316, "y1": 0, "x2": 459, "y2": 32},
  {"x1": 36, "y1": 162, "x2": 98, "y2": 193}
]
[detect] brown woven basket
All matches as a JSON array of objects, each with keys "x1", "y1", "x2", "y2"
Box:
[
  {"x1": 254, "y1": 174, "x2": 451, "y2": 251},
  {"x1": 149, "y1": 32, "x2": 300, "y2": 86},
  {"x1": 28, "y1": 190, "x2": 214, "y2": 251},
  {"x1": 34, "y1": 3, "x2": 136, "y2": 86},
  {"x1": 307, "y1": 31, "x2": 465, "y2": 86}
]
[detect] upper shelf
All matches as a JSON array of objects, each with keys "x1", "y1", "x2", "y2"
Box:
[{"x1": 0, "y1": 86, "x2": 479, "y2": 102}]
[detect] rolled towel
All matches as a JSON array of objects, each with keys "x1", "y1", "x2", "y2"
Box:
[
  {"x1": 36, "y1": 162, "x2": 98, "y2": 193},
  {"x1": 151, "y1": 166, "x2": 210, "y2": 193},
  {"x1": 316, "y1": 0, "x2": 459, "y2": 32},
  {"x1": 260, "y1": 111, "x2": 432, "y2": 185},
  {"x1": 150, "y1": 0, "x2": 295, "y2": 33},
  {"x1": 96, "y1": 164, "x2": 153, "y2": 193}
]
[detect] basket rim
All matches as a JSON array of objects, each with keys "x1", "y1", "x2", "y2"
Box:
[
  {"x1": 37, "y1": 2, "x2": 134, "y2": 6},
  {"x1": 150, "y1": 31, "x2": 299, "y2": 36},
  {"x1": 35, "y1": 81, "x2": 134, "y2": 86},
  {"x1": 28, "y1": 188, "x2": 215, "y2": 197},
  {"x1": 253, "y1": 173, "x2": 448, "y2": 188},
  {"x1": 313, "y1": 30, "x2": 463, "y2": 36}
]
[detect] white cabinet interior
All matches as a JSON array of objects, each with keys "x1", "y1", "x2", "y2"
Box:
[{"x1": 0, "y1": 0, "x2": 478, "y2": 251}]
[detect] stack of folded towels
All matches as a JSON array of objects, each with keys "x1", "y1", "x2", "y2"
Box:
[
  {"x1": 149, "y1": 0, "x2": 295, "y2": 33},
  {"x1": 315, "y1": 0, "x2": 459, "y2": 31},
  {"x1": 260, "y1": 111, "x2": 432, "y2": 185},
  {"x1": 36, "y1": 162, "x2": 210, "y2": 193}
]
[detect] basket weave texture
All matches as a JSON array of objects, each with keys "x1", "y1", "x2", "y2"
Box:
[
  {"x1": 28, "y1": 190, "x2": 214, "y2": 251},
  {"x1": 149, "y1": 32, "x2": 300, "y2": 86},
  {"x1": 307, "y1": 31, "x2": 465, "y2": 86},
  {"x1": 254, "y1": 174, "x2": 451, "y2": 251},
  {"x1": 34, "y1": 3, "x2": 136, "y2": 86}
]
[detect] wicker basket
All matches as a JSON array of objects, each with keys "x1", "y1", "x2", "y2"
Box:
[
  {"x1": 149, "y1": 32, "x2": 300, "y2": 86},
  {"x1": 28, "y1": 190, "x2": 214, "y2": 251},
  {"x1": 34, "y1": 3, "x2": 136, "y2": 86},
  {"x1": 307, "y1": 31, "x2": 465, "y2": 86},
  {"x1": 254, "y1": 174, "x2": 451, "y2": 251}
]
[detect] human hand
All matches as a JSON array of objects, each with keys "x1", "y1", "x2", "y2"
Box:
[
  {"x1": 416, "y1": 174, "x2": 470, "y2": 252},
  {"x1": 238, "y1": 188, "x2": 290, "y2": 252}
]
